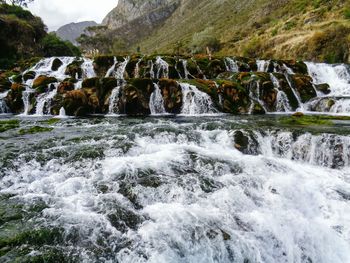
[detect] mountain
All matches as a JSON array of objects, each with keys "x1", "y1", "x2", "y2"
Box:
[
  {"x1": 81, "y1": 0, "x2": 350, "y2": 63},
  {"x1": 56, "y1": 21, "x2": 98, "y2": 45}
]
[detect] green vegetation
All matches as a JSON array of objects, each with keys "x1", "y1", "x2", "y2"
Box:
[
  {"x1": 40, "y1": 118, "x2": 61, "y2": 125},
  {"x1": 278, "y1": 114, "x2": 350, "y2": 126},
  {"x1": 85, "y1": 0, "x2": 349, "y2": 63},
  {"x1": 18, "y1": 126, "x2": 53, "y2": 135},
  {"x1": 41, "y1": 33, "x2": 81, "y2": 57},
  {"x1": 0, "y1": 3, "x2": 81, "y2": 69},
  {"x1": 0, "y1": 119, "x2": 19, "y2": 132}
]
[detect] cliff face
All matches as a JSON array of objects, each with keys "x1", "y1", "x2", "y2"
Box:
[
  {"x1": 56, "y1": 21, "x2": 97, "y2": 45},
  {"x1": 102, "y1": 0, "x2": 180, "y2": 30}
]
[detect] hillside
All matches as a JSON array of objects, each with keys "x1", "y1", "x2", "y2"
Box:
[
  {"x1": 0, "y1": 4, "x2": 80, "y2": 69},
  {"x1": 81, "y1": 0, "x2": 350, "y2": 63},
  {"x1": 56, "y1": 21, "x2": 97, "y2": 45}
]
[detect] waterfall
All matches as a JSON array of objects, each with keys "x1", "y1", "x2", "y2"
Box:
[
  {"x1": 155, "y1": 57, "x2": 169, "y2": 79},
  {"x1": 0, "y1": 90, "x2": 9, "y2": 114},
  {"x1": 191, "y1": 58, "x2": 207, "y2": 79},
  {"x1": 248, "y1": 80, "x2": 268, "y2": 113},
  {"x1": 21, "y1": 86, "x2": 35, "y2": 116},
  {"x1": 149, "y1": 83, "x2": 167, "y2": 115},
  {"x1": 105, "y1": 57, "x2": 129, "y2": 79},
  {"x1": 305, "y1": 62, "x2": 350, "y2": 96},
  {"x1": 148, "y1": 60, "x2": 155, "y2": 79},
  {"x1": 270, "y1": 74, "x2": 292, "y2": 112},
  {"x1": 105, "y1": 57, "x2": 118, "y2": 78},
  {"x1": 134, "y1": 57, "x2": 143, "y2": 78},
  {"x1": 225, "y1": 57, "x2": 239, "y2": 72},
  {"x1": 179, "y1": 83, "x2": 216, "y2": 115},
  {"x1": 284, "y1": 73, "x2": 305, "y2": 111},
  {"x1": 108, "y1": 86, "x2": 121, "y2": 115},
  {"x1": 256, "y1": 60, "x2": 270, "y2": 72},
  {"x1": 81, "y1": 58, "x2": 96, "y2": 79},
  {"x1": 115, "y1": 57, "x2": 130, "y2": 79},
  {"x1": 238, "y1": 130, "x2": 350, "y2": 168},
  {"x1": 180, "y1": 59, "x2": 193, "y2": 79},
  {"x1": 329, "y1": 99, "x2": 350, "y2": 114},
  {"x1": 35, "y1": 83, "x2": 58, "y2": 116},
  {"x1": 28, "y1": 57, "x2": 75, "y2": 81},
  {"x1": 58, "y1": 107, "x2": 67, "y2": 118}
]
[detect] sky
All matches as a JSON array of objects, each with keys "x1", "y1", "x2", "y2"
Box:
[{"x1": 27, "y1": 0, "x2": 118, "y2": 31}]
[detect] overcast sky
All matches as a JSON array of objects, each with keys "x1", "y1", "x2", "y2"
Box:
[{"x1": 28, "y1": 0, "x2": 118, "y2": 31}]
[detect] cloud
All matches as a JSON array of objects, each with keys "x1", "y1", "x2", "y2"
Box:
[{"x1": 28, "y1": 0, "x2": 118, "y2": 30}]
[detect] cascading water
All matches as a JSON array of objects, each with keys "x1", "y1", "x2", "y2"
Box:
[
  {"x1": 81, "y1": 58, "x2": 96, "y2": 79},
  {"x1": 149, "y1": 83, "x2": 167, "y2": 115},
  {"x1": 180, "y1": 83, "x2": 216, "y2": 115},
  {"x1": 256, "y1": 59, "x2": 270, "y2": 72},
  {"x1": 270, "y1": 73, "x2": 292, "y2": 112},
  {"x1": 180, "y1": 59, "x2": 193, "y2": 79},
  {"x1": 225, "y1": 57, "x2": 239, "y2": 72},
  {"x1": 21, "y1": 86, "x2": 35, "y2": 116},
  {"x1": 306, "y1": 62, "x2": 350, "y2": 96},
  {"x1": 58, "y1": 107, "x2": 67, "y2": 118},
  {"x1": 0, "y1": 90, "x2": 9, "y2": 114},
  {"x1": 134, "y1": 57, "x2": 143, "y2": 78},
  {"x1": 108, "y1": 86, "x2": 121, "y2": 115},
  {"x1": 105, "y1": 57, "x2": 118, "y2": 78},
  {"x1": 248, "y1": 79, "x2": 268, "y2": 113},
  {"x1": 0, "y1": 116, "x2": 349, "y2": 262},
  {"x1": 34, "y1": 83, "x2": 58, "y2": 116},
  {"x1": 155, "y1": 57, "x2": 169, "y2": 79}
]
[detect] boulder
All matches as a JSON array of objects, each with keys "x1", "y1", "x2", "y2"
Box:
[
  {"x1": 32, "y1": 75, "x2": 57, "y2": 93},
  {"x1": 51, "y1": 58, "x2": 63, "y2": 71}
]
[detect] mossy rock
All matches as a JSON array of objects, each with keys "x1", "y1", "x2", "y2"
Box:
[
  {"x1": 10, "y1": 83, "x2": 25, "y2": 92},
  {"x1": 122, "y1": 84, "x2": 151, "y2": 115},
  {"x1": 57, "y1": 81, "x2": 74, "y2": 94},
  {"x1": 0, "y1": 119, "x2": 19, "y2": 133},
  {"x1": 32, "y1": 75, "x2": 57, "y2": 90},
  {"x1": 82, "y1": 77, "x2": 100, "y2": 88},
  {"x1": 158, "y1": 79, "x2": 182, "y2": 113},
  {"x1": 93, "y1": 56, "x2": 115, "y2": 77},
  {"x1": 283, "y1": 60, "x2": 308, "y2": 74},
  {"x1": 280, "y1": 115, "x2": 333, "y2": 126},
  {"x1": 65, "y1": 60, "x2": 83, "y2": 79},
  {"x1": 315, "y1": 83, "x2": 331, "y2": 95},
  {"x1": 291, "y1": 74, "x2": 317, "y2": 102},
  {"x1": 250, "y1": 102, "x2": 266, "y2": 114},
  {"x1": 11, "y1": 74, "x2": 23, "y2": 83},
  {"x1": 51, "y1": 58, "x2": 63, "y2": 71},
  {"x1": 0, "y1": 77, "x2": 11, "y2": 92},
  {"x1": 23, "y1": 71, "x2": 36, "y2": 81},
  {"x1": 19, "y1": 126, "x2": 53, "y2": 135},
  {"x1": 217, "y1": 80, "x2": 250, "y2": 113},
  {"x1": 63, "y1": 89, "x2": 91, "y2": 116}
]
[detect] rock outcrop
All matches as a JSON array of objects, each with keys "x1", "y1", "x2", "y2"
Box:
[{"x1": 56, "y1": 21, "x2": 98, "y2": 45}]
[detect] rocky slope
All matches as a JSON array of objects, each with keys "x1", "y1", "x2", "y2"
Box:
[
  {"x1": 56, "y1": 21, "x2": 97, "y2": 45},
  {"x1": 81, "y1": 0, "x2": 350, "y2": 63}
]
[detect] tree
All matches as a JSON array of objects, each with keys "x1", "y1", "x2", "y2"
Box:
[{"x1": 0, "y1": 0, "x2": 34, "y2": 7}]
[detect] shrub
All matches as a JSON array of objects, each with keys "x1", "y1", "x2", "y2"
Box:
[
  {"x1": 344, "y1": 7, "x2": 350, "y2": 19},
  {"x1": 40, "y1": 33, "x2": 81, "y2": 57}
]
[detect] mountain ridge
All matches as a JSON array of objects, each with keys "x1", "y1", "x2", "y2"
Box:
[{"x1": 56, "y1": 21, "x2": 98, "y2": 45}]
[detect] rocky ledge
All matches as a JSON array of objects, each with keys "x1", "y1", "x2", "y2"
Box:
[{"x1": 0, "y1": 55, "x2": 330, "y2": 116}]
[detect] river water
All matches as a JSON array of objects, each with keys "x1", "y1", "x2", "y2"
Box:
[{"x1": 0, "y1": 115, "x2": 350, "y2": 262}]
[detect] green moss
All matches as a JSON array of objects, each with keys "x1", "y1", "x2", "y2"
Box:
[
  {"x1": 18, "y1": 126, "x2": 53, "y2": 135},
  {"x1": 280, "y1": 115, "x2": 333, "y2": 126},
  {"x1": 0, "y1": 119, "x2": 19, "y2": 133},
  {"x1": 40, "y1": 118, "x2": 60, "y2": 125}
]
